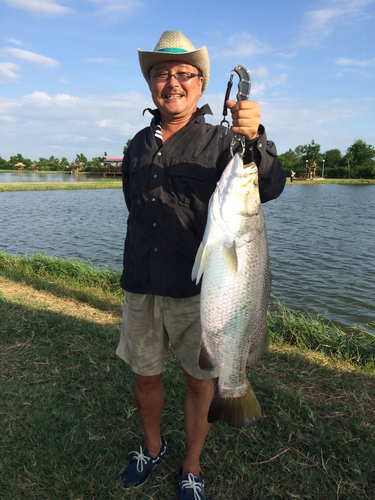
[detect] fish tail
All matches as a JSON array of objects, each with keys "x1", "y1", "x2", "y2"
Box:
[{"x1": 207, "y1": 382, "x2": 262, "y2": 428}]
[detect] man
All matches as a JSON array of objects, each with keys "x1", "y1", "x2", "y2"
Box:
[{"x1": 116, "y1": 31, "x2": 285, "y2": 500}]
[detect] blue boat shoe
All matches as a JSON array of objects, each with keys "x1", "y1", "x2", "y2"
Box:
[
  {"x1": 121, "y1": 438, "x2": 169, "y2": 488},
  {"x1": 178, "y1": 467, "x2": 206, "y2": 500}
]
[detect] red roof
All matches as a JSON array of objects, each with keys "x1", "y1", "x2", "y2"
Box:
[{"x1": 104, "y1": 158, "x2": 122, "y2": 162}]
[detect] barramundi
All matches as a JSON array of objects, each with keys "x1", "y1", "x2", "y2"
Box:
[{"x1": 192, "y1": 153, "x2": 270, "y2": 428}]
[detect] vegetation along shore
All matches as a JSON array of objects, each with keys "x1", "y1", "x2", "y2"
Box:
[
  {"x1": 0, "y1": 179, "x2": 122, "y2": 192},
  {"x1": 2, "y1": 136, "x2": 375, "y2": 179},
  {"x1": 1, "y1": 176, "x2": 374, "y2": 193},
  {"x1": 1, "y1": 251, "x2": 374, "y2": 499}
]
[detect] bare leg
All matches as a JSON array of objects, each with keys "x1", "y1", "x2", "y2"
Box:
[
  {"x1": 134, "y1": 373, "x2": 164, "y2": 457},
  {"x1": 182, "y1": 370, "x2": 214, "y2": 477}
]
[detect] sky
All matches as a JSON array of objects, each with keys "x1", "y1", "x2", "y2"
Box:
[{"x1": 1, "y1": 0, "x2": 375, "y2": 162}]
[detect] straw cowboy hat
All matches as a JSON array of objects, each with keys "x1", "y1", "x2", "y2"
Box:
[{"x1": 138, "y1": 30, "x2": 210, "y2": 94}]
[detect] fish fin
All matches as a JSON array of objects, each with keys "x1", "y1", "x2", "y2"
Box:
[
  {"x1": 191, "y1": 243, "x2": 208, "y2": 284},
  {"x1": 222, "y1": 242, "x2": 238, "y2": 272},
  {"x1": 247, "y1": 330, "x2": 270, "y2": 368},
  {"x1": 198, "y1": 343, "x2": 216, "y2": 371},
  {"x1": 208, "y1": 382, "x2": 262, "y2": 428}
]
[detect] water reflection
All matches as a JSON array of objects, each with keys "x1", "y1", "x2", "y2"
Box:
[{"x1": 1, "y1": 184, "x2": 374, "y2": 330}]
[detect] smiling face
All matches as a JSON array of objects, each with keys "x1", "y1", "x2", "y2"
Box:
[{"x1": 150, "y1": 61, "x2": 204, "y2": 125}]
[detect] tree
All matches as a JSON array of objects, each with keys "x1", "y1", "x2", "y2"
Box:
[
  {"x1": 60, "y1": 157, "x2": 70, "y2": 171},
  {"x1": 74, "y1": 153, "x2": 88, "y2": 171},
  {"x1": 294, "y1": 145, "x2": 304, "y2": 159},
  {"x1": 279, "y1": 146, "x2": 308, "y2": 176},
  {"x1": 46, "y1": 156, "x2": 60, "y2": 171},
  {"x1": 324, "y1": 149, "x2": 343, "y2": 178},
  {"x1": 278, "y1": 148, "x2": 299, "y2": 176},
  {"x1": 92, "y1": 156, "x2": 104, "y2": 172},
  {"x1": 303, "y1": 140, "x2": 323, "y2": 176},
  {"x1": 292, "y1": 145, "x2": 306, "y2": 176},
  {"x1": 8, "y1": 153, "x2": 27, "y2": 169},
  {"x1": 37, "y1": 158, "x2": 49, "y2": 171},
  {"x1": 344, "y1": 152, "x2": 353, "y2": 179},
  {"x1": 343, "y1": 140, "x2": 375, "y2": 179},
  {"x1": 123, "y1": 139, "x2": 132, "y2": 155}
]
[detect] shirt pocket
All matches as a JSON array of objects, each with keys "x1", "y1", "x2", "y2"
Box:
[
  {"x1": 168, "y1": 160, "x2": 215, "y2": 210},
  {"x1": 127, "y1": 157, "x2": 151, "y2": 198}
]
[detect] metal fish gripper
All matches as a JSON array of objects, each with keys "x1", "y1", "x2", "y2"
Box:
[{"x1": 220, "y1": 64, "x2": 252, "y2": 157}]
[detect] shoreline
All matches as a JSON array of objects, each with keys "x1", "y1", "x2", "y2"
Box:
[
  {"x1": 0, "y1": 180, "x2": 122, "y2": 191},
  {"x1": 288, "y1": 178, "x2": 375, "y2": 185},
  {"x1": 1, "y1": 177, "x2": 375, "y2": 192}
]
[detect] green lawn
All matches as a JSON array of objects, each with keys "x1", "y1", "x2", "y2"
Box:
[
  {"x1": 0, "y1": 180, "x2": 122, "y2": 192},
  {"x1": 1, "y1": 176, "x2": 375, "y2": 192},
  {"x1": 1, "y1": 252, "x2": 374, "y2": 499}
]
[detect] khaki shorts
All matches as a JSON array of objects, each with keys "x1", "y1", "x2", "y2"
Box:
[{"x1": 116, "y1": 292, "x2": 218, "y2": 380}]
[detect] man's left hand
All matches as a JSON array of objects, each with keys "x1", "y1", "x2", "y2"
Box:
[{"x1": 226, "y1": 99, "x2": 261, "y2": 141}]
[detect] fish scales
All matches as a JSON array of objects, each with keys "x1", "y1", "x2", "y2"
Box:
[{"x1": 192, "y1": 153, "x2": 271, "y2": 428}]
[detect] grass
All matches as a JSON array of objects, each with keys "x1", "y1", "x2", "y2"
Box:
[
  {"x1": 0, "y1": 180, "x2": 122, "y2": 192},
  {"x1": 1, "y1": 251, "x2": 374, "y2": 500},
  {"x1": 288, "y1": 178, "x2": 375, "y2": 185},
  {"x1": 1, "y1": 178, "x2": 375, "y2": 192}
]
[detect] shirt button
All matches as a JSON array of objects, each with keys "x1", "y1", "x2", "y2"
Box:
[
  {"x1": 154, "y1": 247, "x2": 158, "y2": 252},
  {"x1": 157, "y1": 152, "x2": 162, "y2": 156},
  {"x1": 152, "y1": 223, "x2": 157, "y2": 227},
  {"x1": 151, "y1": 197, "x2": 156, "y2": 202},
  {"x1": 154, "y1": 174, "x2": 157, "y2": 178}
]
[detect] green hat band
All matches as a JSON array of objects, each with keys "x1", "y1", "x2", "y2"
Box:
[{"x1": 157, "y1": 48, "x2": 189, "y2": 53}]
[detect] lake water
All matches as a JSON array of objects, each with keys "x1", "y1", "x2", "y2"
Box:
[{"x1": 1, "y1": 183, "x2": 374, "y2": 331}]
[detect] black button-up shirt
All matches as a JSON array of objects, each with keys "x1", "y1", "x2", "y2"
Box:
[{"x1": 120, "y1": 105, "x2": 285, "y2": 298}]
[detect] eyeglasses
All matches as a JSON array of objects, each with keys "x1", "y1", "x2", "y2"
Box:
[{"x1": 150, "y1": 71, "x2": 201, "y2": 83}]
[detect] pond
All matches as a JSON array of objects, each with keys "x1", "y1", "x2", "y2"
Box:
[{"x1": 1, "y1": 184, "x2": 374, "y2": 331}]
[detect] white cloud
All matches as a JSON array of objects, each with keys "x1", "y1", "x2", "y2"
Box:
[
  {"x1": 0, "y1": 47, "x2": 59, "y2": 68},
  {"x1": 7, "y1": 38, "x2": 24, "y2": 46},
  {"x1": 1, "y1": 87, "x2": 374, "y2": 162},
  {"x1": 251, "y1": 67, "x2": 288, "y2": 88},
  {"x1": 307, "y1": 7, "x2": 341, "y2": 28},
  {"x1": 220, "y1": 32, "x2": 270, "y2": 58},
  {"x1": 260, "y1": 95, "x2": 375, "y2": 154},
  {"x1": 296, "y1": 0, "x2": 375, "y2": 47},
  {"x1": 23, "y1": 91, "x2": 78, "y2": 104},
  {"x1": 4, "y1": 0, "x2": 70, "y2": 15},
  {"x1": 336, "y1": 57, "x2": 375, "y2": 67},
  {"x1": 87, "y1": 0, "x2": 144, "y2": 22},
  {"x1": 0, "y1": 62, "x2": 20, "y2": 83},
  {"x1": 252, "y1": 66, "x2": 270, "y2": 79},
  {"x1": 0, "y1": 91, "x2": 152, "y2": 160},
  {"x1": 203, "y1": 92, "x2": 374, "y2": 155}
]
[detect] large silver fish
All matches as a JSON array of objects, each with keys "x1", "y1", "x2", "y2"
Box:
[{"x1": 192, "y1": 153, "x2": 271, "y2": 428}]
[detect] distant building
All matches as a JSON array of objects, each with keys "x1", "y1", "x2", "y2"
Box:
[{"x1": 103, "y1": 158, "x2": 122, "y2": 177}]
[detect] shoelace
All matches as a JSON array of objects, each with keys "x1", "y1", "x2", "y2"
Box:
[
  {"x1": 129, "y1": 446, "x2": 150, "y2": 473},
  {"x1": 181, "y1": 473, "x2": 202, "y2": 500}
]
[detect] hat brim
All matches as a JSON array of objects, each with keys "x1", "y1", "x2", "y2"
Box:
[{"x1": 138, "y1": 46, "x2": 209, "y2": 94}]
